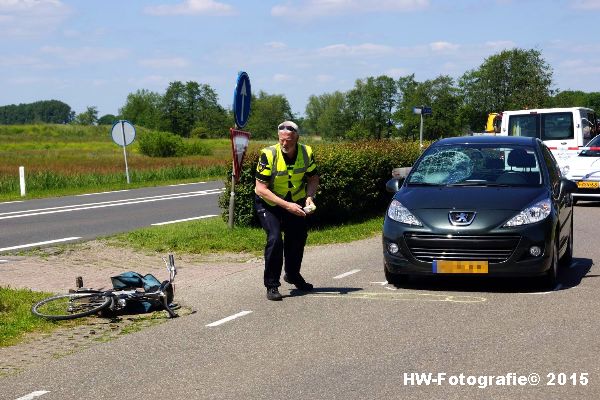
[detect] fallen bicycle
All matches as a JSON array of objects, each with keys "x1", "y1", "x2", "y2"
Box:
[{"x1": 31, "y1": 254, "x2": 179, "y2": 320}]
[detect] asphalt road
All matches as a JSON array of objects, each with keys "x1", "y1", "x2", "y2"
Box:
[
  {"x1": 1, "y1": 203, "x2": 599, "y2": 399},
  {"x1": 0, "y1": 181, "x2": 224, "y2": 252}
]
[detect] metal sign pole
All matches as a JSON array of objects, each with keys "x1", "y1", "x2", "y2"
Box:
[
  {"x1": 121, "y1": 121, "x2": 131, "y2": 184},
  {"x1": 228, "y1": 162, "x2": 236, "y2": 229},
  {"x1": 419, "y1": 113, "x2": 424, "y2": 151},
  {"x1": 228, "y1": 125, "x2": 238, "y2": 229}
]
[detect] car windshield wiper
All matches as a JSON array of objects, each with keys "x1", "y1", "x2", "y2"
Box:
[
  {"x1": 406, "y1": 182, "x2": 443, "y2": 186},
  {"x1": 447, "y1": 181, "x2": 511, "y2": 187}
]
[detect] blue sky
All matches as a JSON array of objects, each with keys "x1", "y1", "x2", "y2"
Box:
[{"x1": 1, "y1": 0, "x2": 600, "y2": 118}]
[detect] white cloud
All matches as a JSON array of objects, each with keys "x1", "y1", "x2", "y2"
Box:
[
  {"x1": 385, "y1": 68, "x2": 410, "y2": 78},
  {"x1": 484, "y1": 40, "x2": 516, "y2": 50},
  {"x1": 0, "y1": 54, "x2": 39, "y2": 67},
  {"x1": 265, "y1": 41, "x2": 287, "y2": 50},
  {"x1": 0, "y1": 0, "x2": 71, "y2": 37},
  {"x1": 316, "y1": 74, "x2": 334, "y2": 82},
  {"x1": 273, "y1": 73, "x2": 295, "y2": 83},
  {"x1": 429, "y1": 41, "x2": 459, "y2": 52},
  {"x1": 139, "y1": 57, "x2": 190, "y2": 68},
  {"x1": 317, "y1": 43, "x2": 394, "y2": 57},
  {"x1": 272, "y1": 0, "x2": 429, "y2": 18},
  {"x1": 40, "y1": 46, "x2": 130, "y2": 66},
  {"x1": 144, "y1": 0, "x2": 235, "y2": 16},
  {"x1": 571, "y1": 0, "x2": 600, "y2": 9}
]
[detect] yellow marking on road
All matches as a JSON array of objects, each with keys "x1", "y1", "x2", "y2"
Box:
[{"x1": 309, "y1": 291, "x2": 487, "y2": 303}]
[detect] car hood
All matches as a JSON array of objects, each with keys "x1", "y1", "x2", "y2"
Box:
[
  {"x1": 394, "y1": 186, "x2": 548, "y2": 232},
  {"x1": 565, "y1": 156, "x2": 600, "y2": 177}
]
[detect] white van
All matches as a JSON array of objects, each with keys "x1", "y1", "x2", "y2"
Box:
[{"x1": 498, "y1": 107, "x2": 598, "y2": 166}]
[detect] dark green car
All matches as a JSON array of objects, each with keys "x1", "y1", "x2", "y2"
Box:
[{"x1": 383, "y1": 136, "x2": 577, "y2": 288}]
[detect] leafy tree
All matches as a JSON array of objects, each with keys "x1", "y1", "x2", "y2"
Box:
[
  {"x1": 244, "y1": 91, "x2": 294, "y2": 139},
  {"x1": 73, "y1": 106, "x2": 98, "y2": 125},
  {"x1": 0, "y1": 100, "x2": 73, "y2": 124},
  {"x1": 305, "y1": 91, "x2": 352, "y2": 140},
  {"x1": 346, "y1": 76, "x2": 398, "y2": 139},
  {"x1": 459, "y1": 48, "x2": 553, "y2": 130},
  {"x1": 120, "y1": 89, "x2": 162, "y2": 129},
  {"x1": 98, "y1": 114, "x2": 118, "y2": 125}
]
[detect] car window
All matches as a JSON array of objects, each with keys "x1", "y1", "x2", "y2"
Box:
[
  {"x1": 541, "y1": 144, "x2": 561, "y2": 187},
  {"x1": 408, "y1": 144, "x2": 542, "y2": 186},
  {"x1": 541, "y1": 113, "x2": 574, "y2": 141},
  {"x1": 580, "y1": 130, "x2": 600, "y2": 156}
]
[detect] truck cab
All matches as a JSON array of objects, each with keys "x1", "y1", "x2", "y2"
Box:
[{"x1": 498, "y1": 107, "x2": 598, "y2": 167}]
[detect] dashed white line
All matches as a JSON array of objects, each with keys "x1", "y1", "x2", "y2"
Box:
[
  {"x1": 0, "y1": 259, "x2": 8, "y2": 264},
  {"x1": 15, "y1": 391, "x2": 49, "y2": 400},
  {"x1": 77, "y1": 189, "x2": 130, "y2": 196},
  {"x1": 206, "y1": 311, "x2": 253, "y2": 327},
  {"x1": 0, "y1": 237, "x2": 81, "y2": 252},
  {"x1": 333, "y1": 269, "x2": 361, "y2": 279},
  {"x1": 152, "y1": 214, "x2": 218, "y2": 226},
  {"x1": 168, "y1": 181, "x2": 206, "y2": 187}
]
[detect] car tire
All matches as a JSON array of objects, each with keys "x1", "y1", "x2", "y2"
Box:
[
  {"x1": 384, "y1": 265, "x2": 409, "y2": 287},
  {"x1": 559, "y1": 214, "x2": 574, "y2": 267},
  {"x1": 541, "y1": 240, "x2": 559, "y2": 290}
]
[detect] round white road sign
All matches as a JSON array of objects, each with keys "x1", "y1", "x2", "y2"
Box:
[{"x1": 111, "y1": 120, "x2": 136, "y2": 146}]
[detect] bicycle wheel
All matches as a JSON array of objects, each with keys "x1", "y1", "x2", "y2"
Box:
[{"x1": 32, "y1": 293, "x2": 112, "y2": 320}]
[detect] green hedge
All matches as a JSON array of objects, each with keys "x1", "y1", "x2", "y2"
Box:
[
  {"x1": 138, "y1": 131, "x2": 211, "y2": 157},
  {"x1": 218, "y1": 140, "x2": 423, "y2": 227}
]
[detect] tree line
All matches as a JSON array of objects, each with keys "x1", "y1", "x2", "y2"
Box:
[{"x1": 2, "y1": 48, "x2": 600, "y2": 141}]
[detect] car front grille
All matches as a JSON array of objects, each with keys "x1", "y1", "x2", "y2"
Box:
[{"x1": 404, "y1": 233, "x2": 520, "y2": 263}]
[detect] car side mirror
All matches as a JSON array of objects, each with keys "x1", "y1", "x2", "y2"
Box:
[
  {"x1": 386, "y1": 178, "x2": 401, "y2": 193},
  {"x1": 560, "y1": 178, "x2": 578, "y2": 195}
]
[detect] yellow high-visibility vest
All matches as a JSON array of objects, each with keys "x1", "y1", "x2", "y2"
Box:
[{"x1": 255, "y1": 143, "x2": 316, "y2": 206}]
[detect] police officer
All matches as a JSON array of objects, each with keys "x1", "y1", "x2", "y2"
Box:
[{"x1": 254, "y1": 120, "x2": 319, "y2": 301}]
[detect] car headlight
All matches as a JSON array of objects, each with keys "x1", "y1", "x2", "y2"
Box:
[
  {"x1": 503, "y1": 198, "x2": 551, "y2": 227},
  {"x1": 561, "y1": 165, "x2": 570, "y2": 176},
  {"x1": 387, "y1": 199, "x2": 423, "y2": 226}
]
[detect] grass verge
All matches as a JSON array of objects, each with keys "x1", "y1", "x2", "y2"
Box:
[
  {"x1": 110, "y1": 215, "x2": 384, "y2": 255},
  {"x1": 0, "y1": 287, "x2": 86, "y2": 347}
]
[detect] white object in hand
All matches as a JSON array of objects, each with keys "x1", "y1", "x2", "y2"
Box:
[{"x1": 303, "y1": 204, "x2": 316, "y2": 213}]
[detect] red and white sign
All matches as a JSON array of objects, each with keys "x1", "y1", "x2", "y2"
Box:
[{"x1": 230, "y1": 128, "x2": 250, "y2": 183}]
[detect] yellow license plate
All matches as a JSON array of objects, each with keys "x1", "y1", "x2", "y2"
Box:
[
  {"x1": 577, "y1": 181, "x2": 599, "y2": 189},
  {"x1": 433, "y1": 260, "x2": 489, "y2": 274}
]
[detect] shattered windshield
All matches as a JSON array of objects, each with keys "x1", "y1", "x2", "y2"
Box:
[{"x1": 407, "y1": 144, "x2": 542, "y2": 186}]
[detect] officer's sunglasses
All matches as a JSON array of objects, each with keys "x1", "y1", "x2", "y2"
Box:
[{"x1": 278, "y1": 125, "x2": 297, "y2": 133}]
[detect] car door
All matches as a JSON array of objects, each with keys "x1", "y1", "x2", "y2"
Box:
[{"x1": 540, "y1": 143, "x2": 569, "y2": 250}]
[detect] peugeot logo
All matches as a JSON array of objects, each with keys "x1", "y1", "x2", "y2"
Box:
[{"x1": 449, "y1": 211, "x2": 476, "y2": 226}]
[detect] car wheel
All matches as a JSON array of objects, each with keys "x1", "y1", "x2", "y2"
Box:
[
  {"x1": 559, "y1": 215, "x2": 574, "y2": 267},
  {"x1": 384, "y1": 265, "x2": 409, "y2": 287},
  {"x1": 541, "y1": 240, "x2": 559, "y2": 290}
]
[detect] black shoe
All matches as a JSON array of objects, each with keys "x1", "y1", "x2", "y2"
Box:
[
  {"x1": 283, "y1": 274, "x2": 314, "y2": 291},
  {"x1": 266, "y1": 287, "x2": 283, "y2": 301}
]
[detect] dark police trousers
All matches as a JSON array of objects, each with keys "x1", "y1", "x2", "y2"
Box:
[{"x1": 255, "y1": 195, "x2": 308, "y2": 288}]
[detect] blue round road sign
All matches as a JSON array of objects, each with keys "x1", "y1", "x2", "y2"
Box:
[{"x1": 233, "y1": 71, "x2": 251, "y2": 128}]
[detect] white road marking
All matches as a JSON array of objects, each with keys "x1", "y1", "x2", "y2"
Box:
[
  {"x1": 333, "y1": 269, "x2": 361, "y2": 279},
  {"x1": 0, "y1": 188, "x2": 224, "y2": 221},
  {"x1": 168, "y1": 181, "x2": 206, "y2": 187},
  {"x1": 0, "y1": 200, "x2": 25, "y2": 205},
  {"x1": 0, "y1": 259, "x2": 8, "y2": 263},
  {"x1": 15, "y1": 391, "x2": 49, "y2": 400},
  {"x1": 370, "y1": 281, "x2": 389, "y2": 286},
  {"x1": 152, "y1": 214, "x2": 218, "y2": 226},
  {"x1": 0, "y1": 237, "x2": 81, "y2": 252},
  {"x1": 76, "y1": 189, "x2": 130, "y2": 196},
  {"x1": 206, "y1": 311, "x2": 252, "y2": 327}
]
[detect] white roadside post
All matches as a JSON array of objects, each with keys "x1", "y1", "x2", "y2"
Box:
[
  {"x1": 413, "y1": 106, "x2": 432, "y2": 151},
  {"x1": 19, "y1": 166, "x2": 26, "y2": 197},
  {"x1": 110, "y1": 120, "x2": 136, "y2": 184}
]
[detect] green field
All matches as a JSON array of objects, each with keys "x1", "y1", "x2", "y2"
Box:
[{"x1": 0, "y1": 124, "x2": 235, "y2": 201}]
